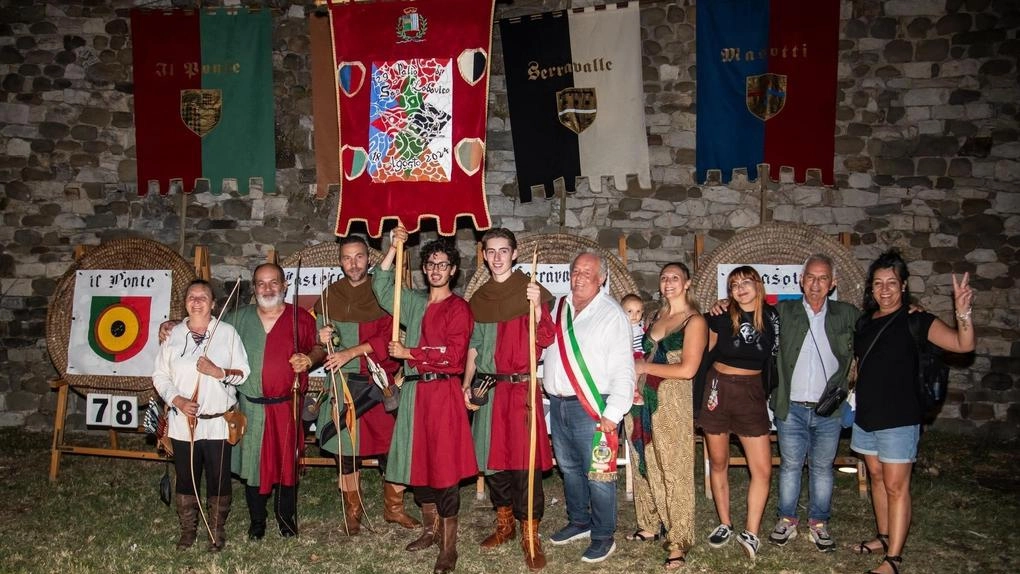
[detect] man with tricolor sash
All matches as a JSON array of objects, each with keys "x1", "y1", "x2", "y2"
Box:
[
  {"x1": 313, "y1": 235, "x2": 419, "y2": 535},
  {"x1": 543, "y1": 252, "x2": 635, "y2": 564},
  {"x1": 464, "y1": 228, "x2": 555, "y2": 570},
  {"x1": 372, "y1": 226, "x2": 477, "y2": 574}
]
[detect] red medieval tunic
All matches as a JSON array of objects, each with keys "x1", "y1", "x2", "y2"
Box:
[
  {"x1": 372, "y1": 268, "x2": 477, "y2": 489},
  {"x1": 469, "y1": 278, "x2": 556, "y2": 472},
  {"x1": 230, "y1": 304, "x2": 318, "y2": 494}
]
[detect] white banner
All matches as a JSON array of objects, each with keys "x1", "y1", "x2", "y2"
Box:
[
  {"x1": 282, "y1": 266, "x2": 345, "y2": 310},
  {"x1": 67, "y1": 269, "x2": 172, "y2": 377}
]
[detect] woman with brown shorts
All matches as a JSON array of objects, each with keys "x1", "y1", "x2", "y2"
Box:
[{"x1": 698, "y1": 266, "x2": 780, "y2": 561}]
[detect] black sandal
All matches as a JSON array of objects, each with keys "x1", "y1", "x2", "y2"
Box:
[
  {"x1": 855, "y1": 533, "x2": 889, "y2": 555},
  {"x1": 663, "y1": 555, "x2": 686, "y2": 570},
  {"x1": 865, "y1": 554, "x2": 901, "y2": 574},
  {"x1": 627, "y1": 529, "x2": 661, "y2": 542}
]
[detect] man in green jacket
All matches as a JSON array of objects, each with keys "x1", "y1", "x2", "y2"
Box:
[{"x1": 767, "y1": 254, "x2": 859, "y2": 552}]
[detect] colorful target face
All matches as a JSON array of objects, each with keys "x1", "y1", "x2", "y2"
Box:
[
  {"x1": 93, "y1": 304, "x2": 141, "y2": 354},
  {"x1": 87, "y1": 296, "x2": 151, "y2": 362}
]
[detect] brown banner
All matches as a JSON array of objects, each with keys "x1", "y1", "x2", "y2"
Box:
[{"x1": 310, "y1": 13, "x2": 340, "y2": 199}]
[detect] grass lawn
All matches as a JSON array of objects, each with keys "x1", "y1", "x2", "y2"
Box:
[{"x1": 0, "y1": 427, "x2": 1016, "y2": 573}]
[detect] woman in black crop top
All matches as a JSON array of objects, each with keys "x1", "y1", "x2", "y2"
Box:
[{"x1": 698, "y1": 266, "x2": 780, "y2": 559}]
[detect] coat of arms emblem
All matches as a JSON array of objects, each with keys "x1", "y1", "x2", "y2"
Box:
[
  {"x1": 745, "y1": 73, "x2": 787, "y2": 121},
  {"x1": 180, "y1": 89, "x2": 222, "y2": 137},
  {"x1": 396, "y1": 7, "x2": 427, "y2": 43},
  {"x1": 556, "y1": 88, "x2": 597, "y2": 135}
]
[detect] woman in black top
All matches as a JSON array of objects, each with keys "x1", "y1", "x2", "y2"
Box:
[
  {"x1": 852, "y1": 250, "x2": 974, "y2": 574},
  {"x1": 699, "y1": 266, "x2": 780, "y2": 560}
]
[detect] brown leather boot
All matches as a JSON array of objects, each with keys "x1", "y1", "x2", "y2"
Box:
[
  {"x1": 383, "y1": 482, "x2": 421, "y2": 529},
  {"x1": 433, "y1": 515, "x2": 459, "y2": 574},
  {"x1": 479, "y1": 505, "x2": 516, "y2": 548},
  {"x1": 341, "y1": 488, "x2": 363, "y2": 535},
  {"x1": 405, "y1": 502, "x2": 439, "y2": 551},
  {"x1": 175, "y1": 494, "x2": 199, "y2": 550},
  {"x1": 207, "y1": 495, "x2": 231, "y2": 552},
  {"x1": 520, "y1": 519, "x2": 547, "y2": 571}
]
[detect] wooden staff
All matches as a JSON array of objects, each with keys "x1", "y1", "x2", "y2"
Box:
[
  {"x1": 526, "y1": 249, "x2": 539, "y2": 559},
  {"x1": 390, "y1": 240, "x2": 404, "y2": 342},
  {"x1": 291, "y1": 258, "x2": 303, "y2": 482},
  {"x1": 320, "y1": 285, "x2": 345, "y2": 490}
]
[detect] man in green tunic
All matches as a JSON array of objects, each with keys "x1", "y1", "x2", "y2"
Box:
[
  {"x1": 314, "y1": 235, "x2": 419, "y2": 534},
  {"x1": 229, "y1": 263, "x2": 324, "y2": 539}
]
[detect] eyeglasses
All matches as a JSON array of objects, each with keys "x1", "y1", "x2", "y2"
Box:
[
  {"x1": 729, "y1": 279, "x2": 757, "y2": 291},
  {"x1": 424, "y1": 261, "x2": 452, "y2": 271}
]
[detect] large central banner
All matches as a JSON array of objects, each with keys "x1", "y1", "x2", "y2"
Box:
[
  {"x1": 329, "y1": 0, "x2": 494, "y2": 237},
  {"x1": 696, "y1": 0, "x2": 839, "y2": 184},
  {"x1": 500, "y1": 3, "x2": 651, "y2": 203}
]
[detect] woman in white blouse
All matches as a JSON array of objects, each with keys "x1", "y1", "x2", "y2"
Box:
[{"x1": 152, "y1": 279, "x2": 249, "y2": 552}]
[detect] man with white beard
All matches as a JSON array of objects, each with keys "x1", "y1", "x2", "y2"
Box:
[{"x1": 227, "y1": 263, "x2": 323, "y2": 540}]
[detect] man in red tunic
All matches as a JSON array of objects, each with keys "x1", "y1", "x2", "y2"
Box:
[
  {"x1": 229, "y1": 263, "x2": 323, "y2": 539},
  {"x1": 464, "y1": 228, "x2": 555, "y2": 571},
  {"x1": 314, "y1": 235, "x2": 419, "y2": 534},
  {"x1": 372, "y1": 226, "x2": 477, "y2": 574}
]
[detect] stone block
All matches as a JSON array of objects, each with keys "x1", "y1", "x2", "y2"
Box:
[
  {"x1": 991, "y1": 142, "x2": 1020, "y2": 159},
  {"x1": 848, "y1": 172, "x2": 872, "y2": 188},
  {"x1": 995, "y1": 160, "x2": 1020, "y2": 182},
  {"x1": 903, "y1": 88, "x2": 947, "y2": 106},
  {"x1": 883, "y1": 39, "x2": 913, "y2": 63},
  {"x1": 936, "y1": 12, "x2": 973, "y2": 35},
  {"x1": 906, "y1": 106, "x2": 932, "y2": 122},
  {"x1": 916, "y1": 39, "x2": 950, "y2": 61},
  {"x1": 0, "y1": 102, "x2": 29, "y2": 124},
  {"x1": 918, "y1": 120, "x2": 943, "y2": 134},
  {"x1": 931, "y1": 105, "x2": 965, "y2": 120},
  {"x1": 885, "y1": 0, "x2": 945, "y2": 16},
  {"x1": 941, "y1": 59, "x2": 981, "y2": 77},
  {"x1": 905, "y1": 62, "x2": 934, "y2": 78},
  {"x1": 979, "y1": 59, "x2": 1014, "y2": 76}
]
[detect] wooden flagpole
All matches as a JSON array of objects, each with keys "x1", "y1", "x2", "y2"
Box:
[{"x1": 526, "y1": 249, "x2": 539, "y2": 559}]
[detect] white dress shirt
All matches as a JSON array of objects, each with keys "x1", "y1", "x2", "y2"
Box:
[
  {"x1": 790, "y1": 299, "x2": 839, "y2": 403},
  {"x1": 152, "y1": 318, "x2": 250, "y2": 441},
  {"x1": 543, "y1": 290, "x2": 635, "y2": 423}
]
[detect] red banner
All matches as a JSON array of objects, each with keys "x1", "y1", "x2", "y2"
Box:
[
  {"x1": 328, "y1": 0, "x2": 494, "y2": 237},
  {"x1": 763, "y1": 0, "x2": 839, "y2": 184}
]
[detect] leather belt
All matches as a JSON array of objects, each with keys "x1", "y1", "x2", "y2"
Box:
[
  {"x1": 197, "y1": 412, "x2": 225, "y2": 419},
  {"x1": 402, "y1": 372, "x2": 446, "y2": 383},
  {"x1": 343, "y1": 373, "x2": 370, "y2": 383},
  {"x1": 241, "y1": 395, "x2": 291, "y2": 405},
  {"x1": 550, "y1": 394, "x2": 579, "y2": 402},
  {"x1": 791, "y1": 401, "x2": 818, "y2": 408},
  {"x1": 477, "y1": 372, "x2": 531, "y2": 383}
]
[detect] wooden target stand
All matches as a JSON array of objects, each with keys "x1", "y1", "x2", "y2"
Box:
[{"x1": 48, "y1": 243, "x2": 209, "y2": 481}]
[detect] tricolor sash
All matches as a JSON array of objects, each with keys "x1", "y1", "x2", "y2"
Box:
[{"x1": 554, "y1": 298, "x2": 618, "y2": 481}]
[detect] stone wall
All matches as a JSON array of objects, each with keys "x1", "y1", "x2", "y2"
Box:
[{"x1": 0, "y1": 0, "x2": 1017, "y2": 436}]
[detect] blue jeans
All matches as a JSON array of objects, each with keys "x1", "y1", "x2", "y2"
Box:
[
  {"x1": 775, "y1": 403, "x2": 842, "y2": 522},
  {"x1": 549, "y1": 395, "x2": 617, "y2": 541}
]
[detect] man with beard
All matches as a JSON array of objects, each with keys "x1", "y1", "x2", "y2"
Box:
[
  {"x1": 372, "y1": 226, "x2": 477, "y2": 574},
  {"x1": 464, "y1": 228, "x2": 554, "y2": 571},
  {"x1": 229, "y1": 263, "x2": 323, "y2": 540},
  {"x1": 314, "y1": 235, "x2": 420, "y2": 534},
  {"x1": 158, "y1": 264, "x2": 323, "y2": 540}
]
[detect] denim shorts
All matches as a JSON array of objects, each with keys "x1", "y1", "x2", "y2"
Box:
[{"x1": 850, "y1": 423, "x2": 920, "y2": 463}]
